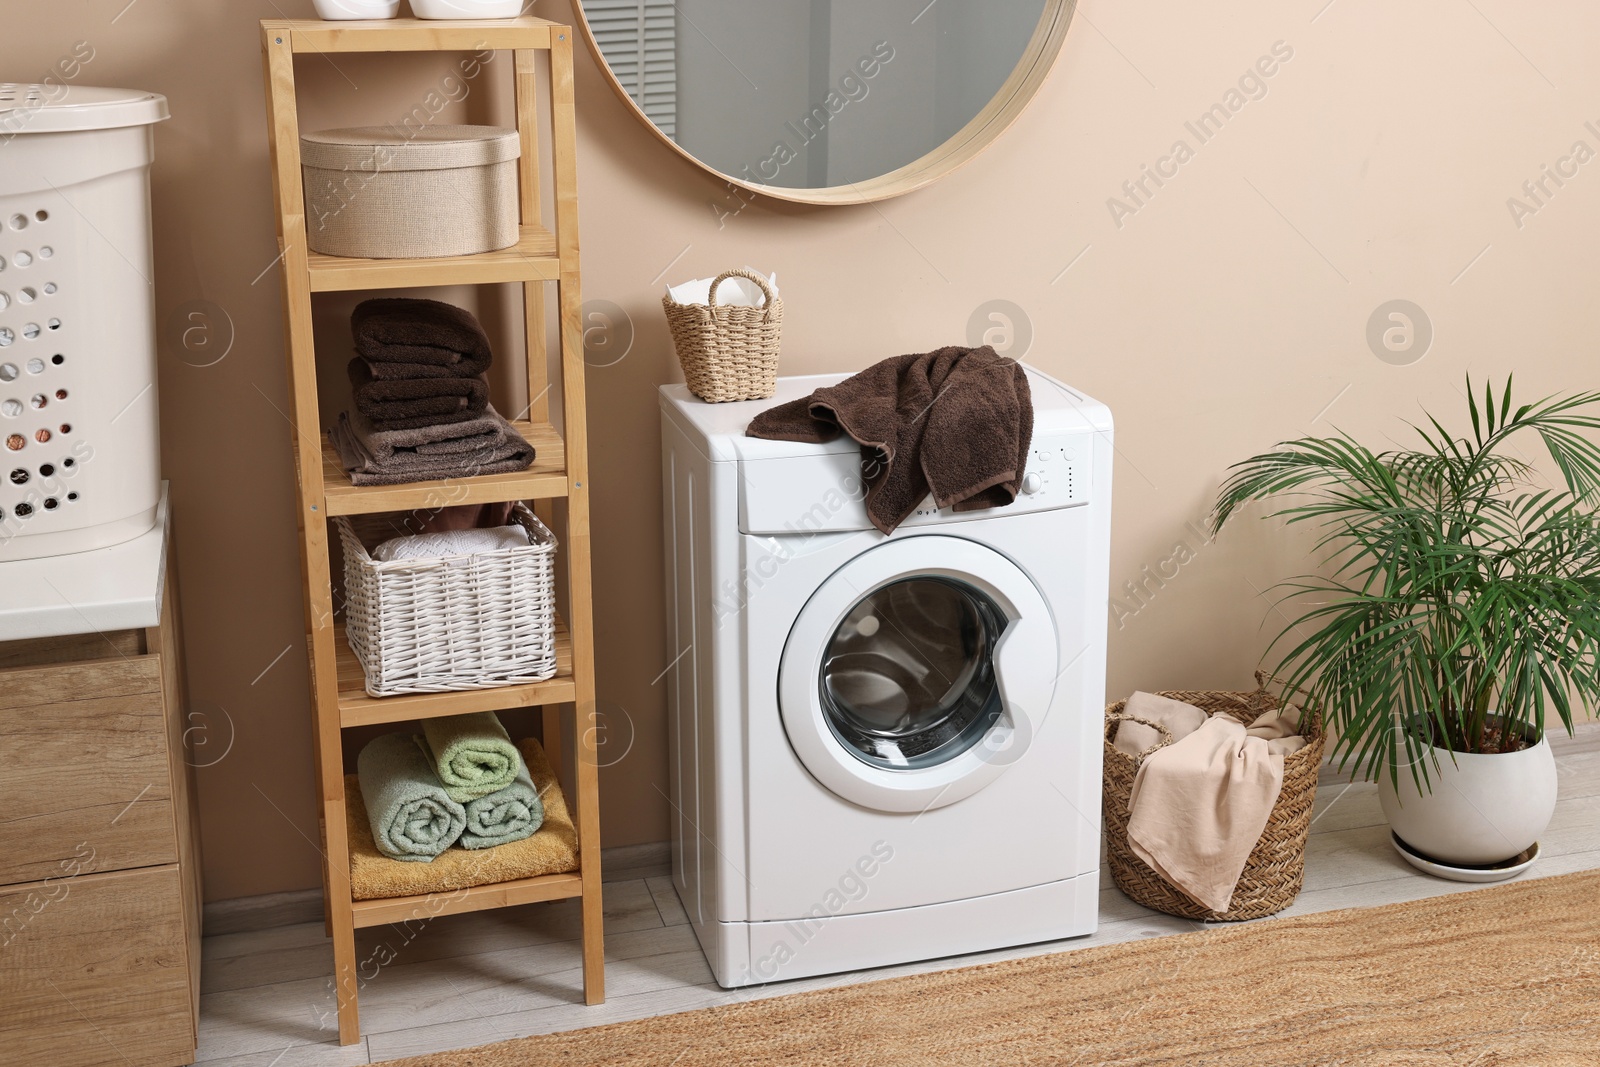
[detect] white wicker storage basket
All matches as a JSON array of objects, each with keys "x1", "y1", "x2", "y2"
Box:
[
  {"x1": 336, "y1": 504, "x2": 558, "y2": 696},
  {"x1": 300, "y1": 124, "x2": 519, "y2": 259}
]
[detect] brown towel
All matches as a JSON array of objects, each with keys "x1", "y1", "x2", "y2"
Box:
[
  {"x1": 339, "y1": 408, "x2": 512, "y2": 460},
  {"x1": 352, "y1": 297, "x2": 493, "y2": 377},
  {"x1": 354, "y1": 358, "x2": 467, "y2": 382},
  {"x1": 331, "y1": 406, "x2": 534, "y2": 487},
  {"x1": 348, "y1": 359, "x2": 489, "y2": 430},
  {"x1": 746, "y1": 346, "x2": 1032, "y2": 535}
]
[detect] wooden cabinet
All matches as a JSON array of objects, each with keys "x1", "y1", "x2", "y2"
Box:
[{"x1": 0, "y1": 554, "x2": 200, "y2": 1067}]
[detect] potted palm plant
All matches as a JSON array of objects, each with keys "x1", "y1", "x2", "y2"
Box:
[{"x1": 1212, "y1": 378, "x2": 1600, "y2": 875}]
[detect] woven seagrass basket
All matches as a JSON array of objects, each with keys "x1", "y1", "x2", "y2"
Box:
[
  {"x1": 1103, "y1": 672, "x2": 1325, "y2": 921},
  {"x1": 662, "y1": 268, "x2": 782, "y2": 403}
]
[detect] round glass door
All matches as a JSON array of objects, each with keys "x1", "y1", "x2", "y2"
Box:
[
  {"x1": 820, "y1": 578, "x2": 1005, "y2": 771},
  {"x1": 778, "y1": 535, "x2": 1058, "y2": 813}
]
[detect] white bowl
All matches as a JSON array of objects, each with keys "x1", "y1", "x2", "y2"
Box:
[
  {"x1": 313, "y1": 0, "x2": 401, "y2": 19},
  {"x1": 409, "y1": 0, "x2": 525, "y2": 18}
]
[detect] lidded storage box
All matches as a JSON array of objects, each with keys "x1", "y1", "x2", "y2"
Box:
[
  {"x1": 300, "y1": 124, "x2": 520, "y2": 259},
  {"x1": 0, "y1": 84, "x2": 169, "y2": 562}
]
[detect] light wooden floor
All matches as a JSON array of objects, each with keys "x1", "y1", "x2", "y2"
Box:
[{"x1": 195, "y1": 723, "x2": 1600, "y2": 1065}]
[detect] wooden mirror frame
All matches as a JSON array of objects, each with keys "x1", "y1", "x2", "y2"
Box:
[{"x1": 573, "y1": 0, "x2": 1077, "y2": 205}]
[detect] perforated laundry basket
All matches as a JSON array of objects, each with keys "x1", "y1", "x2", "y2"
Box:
[{"x1": 0, "y1": 84, "x2": 168, "y2": 562}]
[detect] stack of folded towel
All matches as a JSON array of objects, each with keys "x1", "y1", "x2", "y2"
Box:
[
  {"x1": 331, "y1": 298, "x2": 535, "y2": 486},
  {"x1": 357, "y1": 710, "x2": 546, "y2": 862}
]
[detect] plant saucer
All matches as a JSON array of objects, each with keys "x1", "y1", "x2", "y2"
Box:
[{"x1": 1390, "y1": 832, "x2": 1539, "y2": 883}]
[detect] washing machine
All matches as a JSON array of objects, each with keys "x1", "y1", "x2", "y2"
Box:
[{"x1": 659, "y1": 365, "x2": 1112, "y2": 988}]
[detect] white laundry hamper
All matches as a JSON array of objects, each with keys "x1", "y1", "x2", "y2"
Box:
[{"x1": 0, "y1": 85, "x2": 169, "y2": 562}]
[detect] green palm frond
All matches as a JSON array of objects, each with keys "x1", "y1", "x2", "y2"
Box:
[{"x1": 1214, "y1": 376, "x2": 1600, "y2": 789}]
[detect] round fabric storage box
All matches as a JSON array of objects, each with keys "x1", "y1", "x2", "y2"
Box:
[
  {"x1": 0, "y1": 84, "x2": 169, "y2": 562},
  {"x1": 300, "y1": 125, "x2": 520, "y2": 259}
]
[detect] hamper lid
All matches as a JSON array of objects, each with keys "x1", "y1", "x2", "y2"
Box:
[
  {"x1": 300, "y1": 124, "x2": 521, "y2": 172},
  {"x1": 0, "y1": 84, "x2": 169, "y2": 134}
]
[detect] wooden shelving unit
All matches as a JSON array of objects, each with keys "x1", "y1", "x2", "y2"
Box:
[{"x1": 259, "y1": 16, "x2": 602, "y2": 1045}]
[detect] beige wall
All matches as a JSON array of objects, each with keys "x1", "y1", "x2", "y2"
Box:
[{"x1": 5, "y1": 1, "x2": 1597, "y2": 902}]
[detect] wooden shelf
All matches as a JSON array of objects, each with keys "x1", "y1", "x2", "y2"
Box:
[
  {"x1": 307, "y1": 224, "x2": 559, "y2": 292},
  {"x1": 266, "y1": 16, "x2": 561, "y2": 55},
  {"x1": 321, "y1": 419, "x2": 567, "y2": 516},
  {"x1": 335, "y1": 618, "x2": 575, "y2": 729},
  {"x1": 351, "y1": 871, "x2": 583, "y2": 928},
  {"x1": 264, "y1": 17, "x2": 602, "y2": 1042}
]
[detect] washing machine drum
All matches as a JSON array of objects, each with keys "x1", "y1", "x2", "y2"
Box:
[{"x1": 779, "y1": 536, "x2": 1059, "y2": 813}]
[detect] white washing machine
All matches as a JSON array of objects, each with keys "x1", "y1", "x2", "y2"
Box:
[{"x1": 659, "y1": 365, "x2": 1113, "y2": 987}]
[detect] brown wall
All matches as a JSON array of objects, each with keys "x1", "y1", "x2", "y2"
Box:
[{"x1": 5, "y1": 1, "x2": 1597, "y2": 901}]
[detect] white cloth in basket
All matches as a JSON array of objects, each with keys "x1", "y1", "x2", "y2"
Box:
[
  {"x1": 666, "y1": 269, "x2": 778, "y2": 306},
  {"x1": 371, "y1": 524, "x2": 530, "y2": 563}
]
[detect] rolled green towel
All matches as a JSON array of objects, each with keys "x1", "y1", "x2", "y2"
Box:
[
  {"x1": 460, "y1": 758, "x2": 545, "y2": 849},
  {"x1": 356, "y1": 733, "x2": 466, "y2": 863},
  {"x1": 421, "y1": 711, "x2": 522, "y2": 803}
]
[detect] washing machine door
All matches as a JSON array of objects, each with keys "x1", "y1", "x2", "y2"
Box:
[{"x1": 778, "y1": 535, "x2": 1058, "y2": 813}]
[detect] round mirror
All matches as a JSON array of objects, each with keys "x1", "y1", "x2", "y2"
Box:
[{"x1": 575, "y1": 0, "x2": 1075, "y2": 205}]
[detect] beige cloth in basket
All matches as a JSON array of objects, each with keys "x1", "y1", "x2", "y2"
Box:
[
  {"x1": 1126, "y1": 705, "x2": 1305, "y2": 912},
  {"x1": 1113, "y1": 691, "x2": 1210, "y2": 757},
  {"x1": 347, "y1": 737, "x2": 577, "y2": 900}
]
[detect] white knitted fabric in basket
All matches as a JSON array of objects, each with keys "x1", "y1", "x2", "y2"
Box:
[{"x1": 371, "y1": 524, "x2": 529, "y2": 562}]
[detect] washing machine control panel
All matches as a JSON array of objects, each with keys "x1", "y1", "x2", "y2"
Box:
[
  {"x1": 898, "y1": 431, "x2": 1090, "y2": 527},
  {"x1": 743, "y1": 429, "x2": 1098, "y2": 536}
]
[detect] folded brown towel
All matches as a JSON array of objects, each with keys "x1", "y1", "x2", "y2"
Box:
[
  {"x1": 352, "y1": 297, "x2": 493, "y2": 377},
  {"x1": 341, "y1": 408, "x2": 511, "y2": 460},
  {"x1": 331, "y1": 406, "x2": 535, "y2": 487},
  {"x1": 746, "y1": 346, "x2": 1032, "y2": 535},
  {"x1": 348, "y1": 359, "x2": 489, "y2": 430},
  {"x1": 355, "y1": 358, "x2": 466, "y2": 382}
]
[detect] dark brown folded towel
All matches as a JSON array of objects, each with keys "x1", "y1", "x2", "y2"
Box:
[
  {"x1": 352, "y1": 297, "x2": 493, "y2": 377},
  {"x1": 348, "y1": 359, "x2": 489, "y2": 430},
  {"x1": 340, "y1": 408, "x2": 510, "y2": 460},
  {"x1": 355, "y1": 358, "x2": 464, "y2": 382},
  {"x1": 331, "y1": 407, "x2": 535, "y2": 487},
  {"x1": 746, "y1": 346, "x2": 1032, "y2": 535}
]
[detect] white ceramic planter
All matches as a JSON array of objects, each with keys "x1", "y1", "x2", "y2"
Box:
[
  {"x1": 313, "y1": 0, "x2": 401, "y2": 19},
  {"x1": 1379, "y1": 727, "x2": 1557, "y2": 866},
  {"x1": 409, "y1": 0, "x2": 524, "y2": 18}
]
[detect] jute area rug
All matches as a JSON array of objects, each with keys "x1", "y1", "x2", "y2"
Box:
[{"x1": 388, "y1": 870, "x2": 1600, "y2": 1066}]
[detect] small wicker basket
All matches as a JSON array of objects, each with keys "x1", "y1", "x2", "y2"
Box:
[
  {"x1": 335, "y1": 503, "x2": 558, "y2": 697},
  {"x1": 662, "y1": 269, "x2": 783, "y2": 403},
  {"x1": 1103, "y1": 672, "x2": 1325, "y2": 921}
]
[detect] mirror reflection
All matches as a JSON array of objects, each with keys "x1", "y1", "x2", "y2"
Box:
[{"x1": 581, "y1": 0, "x2": 1050, "y2": 190}]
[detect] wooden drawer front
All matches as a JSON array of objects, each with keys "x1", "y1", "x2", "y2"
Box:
[
  {"x1": 0, "y1": 865, "x2": 195, "y2": 1067},
  {"x1": 0, "y1": 655, "x2": 175, "y2": 886}
]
